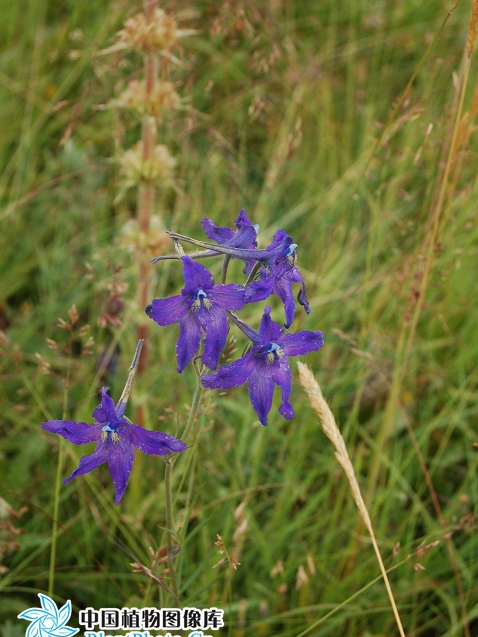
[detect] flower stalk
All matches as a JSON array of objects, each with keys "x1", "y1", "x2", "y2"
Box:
[
  {"x1": 164, "y1": 457, "x2": 180, "y2": 605},
  {"x1": 162, "y1": 362, "x2": 205, "y2": 605}
]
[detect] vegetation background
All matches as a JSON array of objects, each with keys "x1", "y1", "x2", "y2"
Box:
[{"x1": 0, "y1": 0, "x2": 477, "y2": 635}]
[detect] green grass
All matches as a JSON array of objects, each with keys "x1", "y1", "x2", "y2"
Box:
[{"x1": 1, "y1": 1, "x2": 478, "y2": 636}]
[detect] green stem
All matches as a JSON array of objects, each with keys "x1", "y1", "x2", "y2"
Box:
[
  {"x1": 48, "y1": 438, "x2": 64, "y2": 596},
  {"x1": 164, "y1": 458, "x2": 180, "y2": 605},
  {"x1": 163, "y1": 367, "x2": 205, "y2": 605},
  {"x1": 181, "y1": 365, "x2": 205, "y2": 444},
  {"x1": 221, "y1": 255, "x2": 231, "y2": 284},
  {"x1": 49, "y1": 334, "x2": 72, "y2": 596},
  {"x1": 244, "y1": 260, "x2": 261, "y2": 286}
]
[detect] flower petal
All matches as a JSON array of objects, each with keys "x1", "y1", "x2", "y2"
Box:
[
  {"x1": 288, "y1": 264, "x2": 304, "y2": 283},
  {"x1": 145, "y1": 295, "x2": 188, "y2": 326},
  {"x1": 176, "y1": 312, "x2": 202, "y2": 373},
  {"x1": 210, "y1": 284, "x2": 245, "y2": 310},
  {"x1": 273, "y1": 276, "x2": 296, "y2": 328},
  {"x1": 92, "y1": 387, "x2": 117, "y2": 423},
  {"x1": 244, "y1": 274, "x2": 274, "y2": 304},
  {"x1": 265, "y1": 229, "x2": 293, "y2": 261},
  {"x1": 128, "y1": 423, "x2": 187, "y2": 455},
  {"x1": 108, "y1": 444, "x2": 136, "y2": 504},
  {"x1": 202, "y1": 352, "x2": 255, "y2": 389},
  {"x1": 234, "y1": 208, "x2": 253, "y2": 230},
  {"x1": 297, "y1": 282, "x2": 310, "y2": 314},
  {"x1": 201, "y1": 218, "x2": 234, "y2": 244},
  {"x1": 181, "y1": 255, "x2": 215, "y2": 293},
  {"x1": 258, "y1": 306, "x2": 283, "y2": 342},
  {"x1": 270, "y1": 362, "x2": 294, "y2": 420},
  {"x1": 231, "y1": 214, "x2": 257, "y2": 248},
  {"x1": 280, "y1": 330, "x2": 324, "y2": 356},
  {"x1": 63, "y1": 446, "x2": 108, "y2": 484},
  {"x1": 199, "y1": 305, "x2": 228, "y2": 370},
  {"x1": 247, "y1": 370, "x2": 275, "y2": 426},
  {"x1": 42, "y1": 420, "x2": 102, "y2": 445}
]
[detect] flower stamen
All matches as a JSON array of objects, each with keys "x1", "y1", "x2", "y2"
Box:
[
  {"x1": 101, "y1": 422, "x2": 121, "y2": 443},
  {"x1": 192, "y1": 288, "x2": 212, "y2": 311},
  {"x1": 265, "y1": 342, "x2": 284, "y2": 364}
]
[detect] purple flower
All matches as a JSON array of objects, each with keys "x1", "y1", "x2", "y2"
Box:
[
  {"x1": 42, "y1": 388, "x2": 187, "y2": 504},
  {"x1": 146, "y1": 255, "x2": 245, "y2": 372},
  {"x1": 201, "y1": 209, "x2": 259, "y2": 275},
  {"x1": 201, "y1": 209, "x2": 258, "y2": 250},
  {"x1": 166, "y1": 228, "x2": 294, "y2": 273},
  {"x1": 245, "y1": 243, "x2": 310, "y2": 328},
  {"x1": 201, "y1": 306, "x2": 324, "y2": 426}
]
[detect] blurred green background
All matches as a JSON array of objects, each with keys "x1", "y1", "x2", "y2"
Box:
[{"x1": 1, "y1": 1, "x2": 477, "y2": 635}]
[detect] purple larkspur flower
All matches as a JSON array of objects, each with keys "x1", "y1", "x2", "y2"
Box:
[
  {"x1": 202, "y1": 208, "x2": 258, "y2": 250},
  {"x1": 202, "y1": 209, "x2": 259, "y2": 275},
  {"x1": 245, "y1": 243, "x2": 310, "y2": 328},
  {"x1": 42, "y1": 388, "x2": 186, "y2": 504},
  {"x1": 145, "y1": 255, "x2": 245, "y2": 372},
  {"x1": 166, "y1": 228, "x2": 294, "y2": 273},
  {"x1": 201, "y1": 306, "x2": 324, "y2": 426}
]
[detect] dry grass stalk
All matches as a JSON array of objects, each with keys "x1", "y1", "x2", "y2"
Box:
[
  {"x1": 467, "y1": 0, "x2": 478, "y2": 57},
  {"x1": 297, "y1": 362, "x2": 407, "y2": 637}
]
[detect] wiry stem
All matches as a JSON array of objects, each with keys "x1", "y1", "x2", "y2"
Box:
[
  {"x1": 164, "y1": 458, "x2": 180, "y2": 605},
  {"x1": 244, "y1": 260, "x2": 261, "y2": 286},
  {"x1": 221, "y1": 255, "x2": 231, "y2": 284},
  {"x1": 151, "y1": 249, "x2": 221, "y2": 263},
  {"x1": 48, "y1": 330, "x2": 73, "y2": 596},
  {"x1": 115, "y1": 339, "x2": 144, "y2": 416},
  {"x1": 181, "y1": 362, "x2": 205, "y2": 444},
  {"x1": 49, "y1": 439, "x2": 63, "y2": 597},
  {"x1": 163, "y1": 362, "x2": 205, "y2": 606}
]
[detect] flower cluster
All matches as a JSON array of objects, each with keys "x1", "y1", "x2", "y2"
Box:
[
  {"x1": 41, "y1": 211, "x2": 323, "y2": 503},
  {"x1": 147, "y1": 210, "x2": 324, "y2": 426}
]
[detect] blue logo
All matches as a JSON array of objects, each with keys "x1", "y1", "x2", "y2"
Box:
[{"x1": 18, "y1": 594, "x2": 79, "y2": 637}]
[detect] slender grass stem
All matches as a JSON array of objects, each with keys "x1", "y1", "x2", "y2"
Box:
[
  {"x1": 164, "y1": 458, "x2": 180, "y2": 605},
  {"x1": 48, "y1": 332, "x2": 72, "y2": 596},
  {"x1": 163, "y1": 363, "x2": 205, "y2": 605},
  {"x1": 48, "y1": 438, "x2": 63, "y2": 597},
  {"x1": 181, "y1": 366, "x2": 205, "y2": 445}
]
